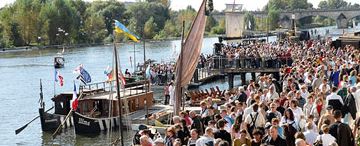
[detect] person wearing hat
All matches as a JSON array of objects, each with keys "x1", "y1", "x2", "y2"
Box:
[{"x1": 317, "y1": 105, "x2": 335, "y2": 130}]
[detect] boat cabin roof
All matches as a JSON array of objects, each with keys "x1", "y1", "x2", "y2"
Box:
[
  {"x1": 80, "y1": 92, "x2": 118, "y2": 101},
  {"x1": 51, "y1": 93, "x2": 73, "y2": 102}
]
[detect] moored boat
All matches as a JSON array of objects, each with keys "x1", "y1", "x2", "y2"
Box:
[
  {"x1": 72, "y1": 80, "x2": 153, "y2": 135},
  {"x1": 39, "y1": 92, "x2": 74, "y2": 132},
  {"x1": 54, "y1": 56, "x2": 65, "y2": 68}
]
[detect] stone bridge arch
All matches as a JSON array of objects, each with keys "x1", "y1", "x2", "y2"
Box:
[{"x1": 279, "y1": 9, "x2": 360, "y2": 29}]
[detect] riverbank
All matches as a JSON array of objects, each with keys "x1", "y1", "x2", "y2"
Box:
[{"x1": 0, "y1": 35, "x2": 223, "y2": 53}]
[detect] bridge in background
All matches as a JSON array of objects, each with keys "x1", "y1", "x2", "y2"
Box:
[{"x1": 224, "y1": 3, "x2": 360, "y2": 38}]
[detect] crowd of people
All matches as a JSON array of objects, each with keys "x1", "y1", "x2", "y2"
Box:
[
  {"x1": 144, "y1": 62, "x2": 175, "y2": 85},
  {"x1": 135, "y1": 37, "x2": 360, "y2": 146}
]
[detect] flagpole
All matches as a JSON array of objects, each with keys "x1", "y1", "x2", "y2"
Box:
[
  {"x1": 113, "y1": 30, "x2": 124, "y2": 146},
  {"x1": 54, "y1": 69, "x2": 56, "y2": 97},
  {"x1": 174, "y1": 21, "x2": 185, "y2": 116}
]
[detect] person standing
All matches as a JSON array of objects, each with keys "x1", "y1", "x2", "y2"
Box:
[
  {"x1": 326, "y1": 87, "x2": 343, "y2": 112},
  {"x1": 214, "y1": 120, "x2": 232, "y2": 146},
  {"x1": 264, "y1": 126, "x2": 287, "y2": 145},
  {"x1": 164, "y1": 83, "x2": 170, "y2": 105},
  {"x1": 328, "y1": 110, "x2": 355, "y2": 146},
  {"x1": 196, "y1": 127, "x2": 215, "y2": 146},
  {"x1": 343, "y1": 87, "x2": 357, "y2": 125},
  {"x1": 315, "y1": 124, "x2": 336, "y2": 146},
  {"x1": 169, "y1": 82, "x2": 175, "y2": 106}
]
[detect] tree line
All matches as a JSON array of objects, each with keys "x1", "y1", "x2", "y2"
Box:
[
  {"x1": 0, "y1": 0, "x2": 224, "y2": 48},
  {"x1": 245, "y1": 0, "x2": 360, "y2": 31}
]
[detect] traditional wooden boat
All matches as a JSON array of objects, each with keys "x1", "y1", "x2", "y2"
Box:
[
  {"x1": 38, "y1": 81, "x2": 74, "y2": 132},
  {"x1": 72, "y1": 80, "x2": 153, "y2": 135}
]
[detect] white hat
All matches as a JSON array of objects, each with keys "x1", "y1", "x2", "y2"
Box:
[{"x1": 154, "y1": 138, "x2": 164, "y2": 143}]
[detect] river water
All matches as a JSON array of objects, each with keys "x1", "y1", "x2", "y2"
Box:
[{"x1": 0, "y1": 25, "x2": 359, "y2": 145}]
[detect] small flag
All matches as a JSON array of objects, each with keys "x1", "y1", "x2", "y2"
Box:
[
  {"x1": 58, "y1": 74, "x2": 64, "y2": 86},
  {"x1": 104, "y1": 66, "x2": 114, "y2": 81},
  {"x1": 71, "y1": 82, "x2": 78, "y2": 110},
  {"x1": 55, "y1": 70, "x2": 64, "y2": 86},
  {"x1": 74, "y1": 65, "x2": 91, "y2": 85},
  {"x1": 118, "y1": 64, "x2": 127, "y2": 88},
  {"x1": 145, "y1": 65, "x2": 151, "y2": 79},
  {"x1": 55, "y1": 70, "x2": 58, "y2": 82},
  {"x1": 114, "y1": 20, "x2": 140, "y2": 42}
]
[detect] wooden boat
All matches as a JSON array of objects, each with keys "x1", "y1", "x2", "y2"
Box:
[
  {"x1": 54, "y1": 56, "x2": 65, "y2": 68},
  {"x1": 54, "y1": 47, "x2": 65, "y2": 68},
  {"x1": 39, "y1": 92, "x2": 74, "y2": 132},
  {"x1": 72, "y1": 80, "x2": 153, "y2": 135}
]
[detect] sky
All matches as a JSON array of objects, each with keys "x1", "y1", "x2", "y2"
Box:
[{"x1": 0, "y1": 0, "x2": 359, "y2": 11}]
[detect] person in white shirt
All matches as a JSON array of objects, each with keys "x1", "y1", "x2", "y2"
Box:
[
  {"x1": 299, "y1": 85, "x2": 310, "y2": 99},
  {"x1": 245, "y1": 104, "x2": 265, "y2": 128},
  {"x1": 354, "y1": 85, "x2": 360, "y2": 117},
  {"x1": 168, "y1": 82, "x2": 175, "y2": 106},
  {"x1": 196, "y1": 127, "x2": 215, "y2": 146},
  {"x1": 265, "y1": 86, "x2": 279, "y2": 102},
  {"x1": 281, "y1": 108, "x2": 299, "y2": 130},
  {"x1": 319, "y1": 78, "x2": 331, "y2": 94},
  {"x1": 303, "y1": 95, "x2": 314, "y2": 118},
  {"x1": 326, "y1": 87, "x2": 344, "y2": 112},
  {"x1": 315, "y1": 124, "x2": 336, "y2": 146},
  {"x1": 289, "y1": 99, "x2": 304, "y2": 121},
  {"x1": 303, "y1": 123, "x2": 319, "y2": 145}
]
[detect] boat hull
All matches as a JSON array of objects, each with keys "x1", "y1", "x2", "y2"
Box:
[
  {"x1": 39, "y1": 108, "x2": 73, "y2": 132},
  {"x1": 72, "y1": 111, "x2": 119, "y2": 135}
]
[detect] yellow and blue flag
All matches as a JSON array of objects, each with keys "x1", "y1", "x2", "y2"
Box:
[{"x1": 114, "y1": 20, "x2": 140, "y2": 42}]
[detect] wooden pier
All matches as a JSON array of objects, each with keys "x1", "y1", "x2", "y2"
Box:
[{"x1": 191, "y1": 56, "x2": 290, "y2": 89}]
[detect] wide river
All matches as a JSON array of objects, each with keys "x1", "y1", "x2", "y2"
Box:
[{"x1": 0, "y1": 25, "x2": 359, "y2": 145}]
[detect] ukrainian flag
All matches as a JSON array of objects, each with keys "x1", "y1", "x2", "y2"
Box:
[{"x1": 114, "y1": 20, "x2": 140, "y2": 42}]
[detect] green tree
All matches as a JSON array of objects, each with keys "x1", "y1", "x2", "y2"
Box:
[
  {"x1": 244, "y1": 12, "x2": 256, "y2": 30},
  {"x1": 268, "y1": 8, "x2": 280, "y2": 30},
  {"x1": 143, "y1": 17, "x2": 157, "y2": 39},
  {"x1": 84, "y1": 14, "x2": 106, "y2": 43},
  {"x1": 206, "y1": 15, "x2": 217, "y2": 32}
]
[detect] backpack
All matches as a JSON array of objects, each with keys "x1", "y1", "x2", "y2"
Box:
[
  {"x1": 284, "y1": 121, "x2": 298, "y2": 140},
  {"x1": 247, "y1": 112, "x2": 258, "y2": 137}
]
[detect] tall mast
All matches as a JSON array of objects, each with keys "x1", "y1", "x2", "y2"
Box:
[
  {"x1": 174, "y1": 21, "x2": 185, "y2": 115},
  {"x1": 113, "y1": 30, "x2": 124, "y2": 146}
]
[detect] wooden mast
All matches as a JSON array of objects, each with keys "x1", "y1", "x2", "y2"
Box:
[
  {"x1": 174, "y1": 21, "x2": 185, "y2": 116},
  {"x1": 113, "y1": 28, "x2": 124, "y2": 146}
]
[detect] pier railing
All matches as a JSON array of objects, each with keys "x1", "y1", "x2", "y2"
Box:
[
  {"x1": 79, "y1": 80, "x2": 151, "y2": 98},
  {"x1": 210, "y1": 56, "x2": 293, "y2": 70}
]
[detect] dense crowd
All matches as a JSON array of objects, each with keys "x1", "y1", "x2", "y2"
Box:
[
  {"x1": 135, "y1": 38, "x2": 360, "y2": 146},
  {"x1": 145, "y1": 63, "x2": 175, "y2": 85}
]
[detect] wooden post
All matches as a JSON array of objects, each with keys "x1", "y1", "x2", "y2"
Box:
[
  {"x1": 251, "y1": 72, "x2": 256, "y2": 81},
  {"x1": 194, "y1": 68, "x2": 199, "y2": 83},
  {"x1": 228, "y1": 73, "x2": 234, "y2": 90},
  {"x1": 241, "y1": 73, "x2": 246, "y2": 85}
]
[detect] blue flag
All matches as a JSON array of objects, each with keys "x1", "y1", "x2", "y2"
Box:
[{"x1": 80, "y1": 68, "x2": 91, "y2": 83}]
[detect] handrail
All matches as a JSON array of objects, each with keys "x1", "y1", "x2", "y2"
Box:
[{"x1": 79, "y1": 80, "x2": 150, "y2": 98}]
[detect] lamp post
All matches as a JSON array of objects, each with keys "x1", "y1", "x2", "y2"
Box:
[{"x1": 291, "y1": 14, "x2": 295, "y2": 36}]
